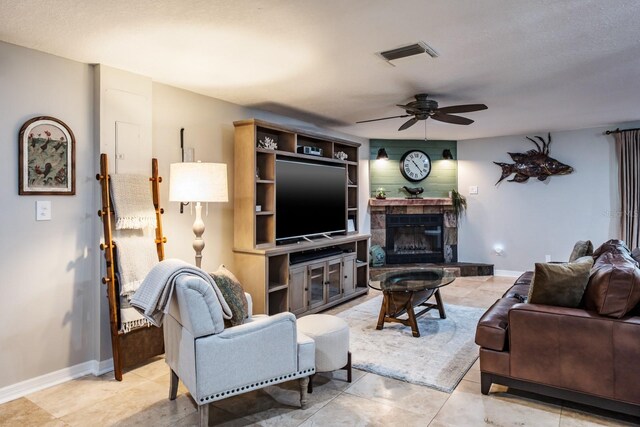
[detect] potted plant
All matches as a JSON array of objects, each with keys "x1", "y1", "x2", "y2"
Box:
[
  {"x1": 450, "y1": 189, "x2": 467, "y2": 218},
  {"x1": 375, "y1": 187, "x2": 387, "y2": 199}
]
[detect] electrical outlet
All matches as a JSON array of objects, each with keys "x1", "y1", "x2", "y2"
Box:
[
  {"x1": 469, "y1": 186, "x2": 478, "y2": 195},
  {"x1": 545, "y1": 254, "x2": 551, "y2": 262},
  {"x1": 36, "y1": 201, "x2": 51, "y2": 221}
]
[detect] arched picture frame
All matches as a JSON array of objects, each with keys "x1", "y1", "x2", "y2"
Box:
[{"x1": 18, "y1": 116, "x2": 76, "y2": 195}]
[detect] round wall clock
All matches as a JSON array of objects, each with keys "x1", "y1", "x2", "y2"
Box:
[{"x1": 400, "y1": 150, "x2": 431, "y2": 182}]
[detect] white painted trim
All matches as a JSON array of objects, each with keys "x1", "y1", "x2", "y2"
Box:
[
  {"x1": 494, "y1": 269, "x2": 524, "y2": 277},
  {"x1": 0, "y1": 358, "x2": 113, "y2": 405},
  {"x1": 95, "y1": 358, "x2": 115, "y2": 376}
]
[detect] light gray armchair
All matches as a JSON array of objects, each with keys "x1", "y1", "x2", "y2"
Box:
[{"x1": 163, "y1": 274, "x2": 316, "y2": 426}]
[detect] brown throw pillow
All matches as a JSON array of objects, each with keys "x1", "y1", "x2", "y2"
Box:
[
  {"x1": 568, "y1": 240, "x2": 593, "y2": 262},
  {"x1": 527, "y1": 256, "x2": 594, "y2": 308},
  {"x1": 210, "y1": 265, "x2": 248, "y2": 327},
  {"x1": 584, "y1": 253, "x2": 640, "y2": 318}
]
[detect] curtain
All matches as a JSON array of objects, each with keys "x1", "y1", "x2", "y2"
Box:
[{"x1": 615, "y1": 129, "x2": 640, "y2": 249}]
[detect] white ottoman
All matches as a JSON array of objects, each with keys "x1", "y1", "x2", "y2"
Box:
[{"x1": 297, "y1": 314, "x2": 351, "y2": 392}]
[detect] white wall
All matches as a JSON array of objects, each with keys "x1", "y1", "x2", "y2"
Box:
[
  {"x1": 0, "y1": 42, "x2": 96, "y2": 388},
  {"x1": 457, "y1": 124, "x2": 639, "y2": 273}
]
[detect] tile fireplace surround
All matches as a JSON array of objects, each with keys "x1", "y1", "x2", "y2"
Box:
[{"x1": 370, "y1": 198, "x2": 458, "y2": 263}]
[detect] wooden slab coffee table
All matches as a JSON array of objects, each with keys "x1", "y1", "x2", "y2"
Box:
[{"x1": 369, "y1": 268, "x2": 456, "y2": 337}]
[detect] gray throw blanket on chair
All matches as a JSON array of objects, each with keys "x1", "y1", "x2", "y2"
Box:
[{"x1": 130, "y1": 258, "x2": 232, "y2": 327}]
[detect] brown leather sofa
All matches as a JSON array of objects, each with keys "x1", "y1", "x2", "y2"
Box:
[{"x1": 475, "y1": 241, "x2": 640, "y2": 417}]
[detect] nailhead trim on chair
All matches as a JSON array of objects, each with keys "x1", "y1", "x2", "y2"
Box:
[{"x1": 199, "y1": 368, "x2": 316, "y2": 403}]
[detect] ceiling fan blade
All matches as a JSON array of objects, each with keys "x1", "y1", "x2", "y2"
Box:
[
  {"x1": 431, "y1": 112, "x2": 474, "y2": 125},
  {"x1": 398, "y1": 117, "x2": 419, "y2": 131},
  {"x1": 356, "y1": 114, "x2": 410, "y2": 124},
  {"x1": 437, "y1": 104, "x2": 488, "y2": 114}
]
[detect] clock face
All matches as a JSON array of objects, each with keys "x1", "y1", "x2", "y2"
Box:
[{"x1": 400, "y1": 150, "x2": 431, "y2": 182}]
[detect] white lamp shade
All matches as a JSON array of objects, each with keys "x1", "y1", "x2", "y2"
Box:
[{"x1": 169, "y1": 162, "x2": 228, "y2": 203}]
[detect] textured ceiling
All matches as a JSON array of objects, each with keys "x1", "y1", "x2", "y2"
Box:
[{"x1": 1, "y1": 0, "x2": 639, "y2": 140}]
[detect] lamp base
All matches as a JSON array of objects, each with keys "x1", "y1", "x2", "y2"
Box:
[{"x1": 193, "y1": 202, "x2": 205, "y2": 268}]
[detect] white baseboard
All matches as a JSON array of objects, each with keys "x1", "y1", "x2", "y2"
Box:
[
  {"x1": 94, "y1": 358, "x2": 115, "y2": 376},
  {"x1": 0, "y1": 358, "x2": 114, "y2": 405},
  {"x1": 494, "y1": 269, "x2": 524, "y2": 277}
]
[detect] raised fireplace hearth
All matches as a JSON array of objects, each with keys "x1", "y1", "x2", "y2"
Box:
[{"x1": 386, "y1": 214, "x2": 443, "y2": 263}]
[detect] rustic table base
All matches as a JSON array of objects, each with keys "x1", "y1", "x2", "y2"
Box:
[{"x1": 376, "y1": 288, "x2": 446, "y2": 337}]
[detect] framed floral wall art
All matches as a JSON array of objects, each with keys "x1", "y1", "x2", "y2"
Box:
[{"x1": 19, "y1": 116, "x2": 75, "y2": 195}]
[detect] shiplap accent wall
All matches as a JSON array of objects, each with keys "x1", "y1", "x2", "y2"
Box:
[{"x1": 369, "y1": 139, "x2": 457, "y2": 198}]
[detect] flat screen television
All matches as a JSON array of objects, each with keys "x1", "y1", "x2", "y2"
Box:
[{"x1": 276, "y1": 159, "x2": 346, "y2": 242}]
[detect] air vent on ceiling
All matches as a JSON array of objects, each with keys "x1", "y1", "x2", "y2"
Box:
[{"x1": 379, "y1": 41, "x2": 439, "y2": 62}]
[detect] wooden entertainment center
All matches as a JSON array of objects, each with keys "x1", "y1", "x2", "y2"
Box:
[{"x1": 233, "y1": 119, "x2": 370, "y2": 315}]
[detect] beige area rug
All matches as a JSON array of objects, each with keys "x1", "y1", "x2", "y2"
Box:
[{"x1": 336, "y1": 295, "x2": 485, "y2": 393}]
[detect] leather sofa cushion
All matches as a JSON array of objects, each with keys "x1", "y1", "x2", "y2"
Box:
[
  {"x1": 475, "y1": 297, "x2": 521, "y2": 351},
  {"x1": 514, "y1": 271, "x2": 534, "y2": 286},
  {"x1": 527, "y1": 256, "x2": 594, "y2": 308},
  {"x1": 503, "y1": 284, "x2": 530, "y2": 300},
  {"x1": 584, "y1": 253, "x2": 640, "y2": 318},
  {"x1": 593, "y1": 239, "x2": 634, "y2": 260}
]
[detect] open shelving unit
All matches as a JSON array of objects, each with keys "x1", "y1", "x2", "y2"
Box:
[{"x1": 233, "y1": 119, "x2": 370, "y2": 315}]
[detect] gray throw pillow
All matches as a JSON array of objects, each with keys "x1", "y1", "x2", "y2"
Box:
[
  {"x1": 569, "y1": 240, "x2": 593, "y2": 262},
  {"x1": 528, "y1": 256, "x2": 594, "y2": 308},
  {"x1": 632, "y1": 247, "x2": 640, "y2": 264},
  {"x1": 210, "y1": 265, "x2": 248, "y2": 327}
]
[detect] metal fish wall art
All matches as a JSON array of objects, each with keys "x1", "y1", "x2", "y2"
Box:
[{"x1": 494, "y1": 133, "x2": 573, "y2": 184}]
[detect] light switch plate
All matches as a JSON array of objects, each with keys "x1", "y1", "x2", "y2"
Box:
[
  {"x1": 469, "y1": 185, "x2": 478, "y2": 195},
  {"x1": 36, "y1": 200, "x2": 51, "y2": 221}
]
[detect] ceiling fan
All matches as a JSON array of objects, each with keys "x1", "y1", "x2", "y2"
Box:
[{"x1": 357, "y1": 93, "x2": 488, "y2": 131}]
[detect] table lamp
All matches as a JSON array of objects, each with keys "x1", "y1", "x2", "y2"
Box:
[{"x1": 169, "y1": 162, "x2": 228, "y2": 268}]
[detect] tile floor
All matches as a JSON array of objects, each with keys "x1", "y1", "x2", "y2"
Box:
[{"x1": 1, "y1": 276, "x2": 638, "y2": 426}]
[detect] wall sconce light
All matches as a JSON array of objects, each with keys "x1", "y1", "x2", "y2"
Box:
[
  {"x1": 442, "y1": 149, "x2": 453, "y2": 160},
  {"x1": 376, "y1": 148, "x2": 389, "y2": 160}
]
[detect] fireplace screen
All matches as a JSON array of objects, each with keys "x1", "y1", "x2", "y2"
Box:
[{"x1": 386, "y1": 214, "x2": 444, "y2": 264}]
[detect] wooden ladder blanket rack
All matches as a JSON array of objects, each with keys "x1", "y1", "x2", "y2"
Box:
[{"x1": 96, "y1": 153, "x2": 167, "y2": 381}]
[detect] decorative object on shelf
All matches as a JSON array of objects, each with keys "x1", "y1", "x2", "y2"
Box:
[
  {"x1": 400, "y1": 150, "x2": 431, "y2": 182},
  {"x1": 334, "y1": 150, "x2": 348, "y2": 161},
  {"x1": 348, "y1": 176, "x2": 355, "y2": 185},
  {"x1": 375, "y1": 187, "x2": 387, "y2": 199},
  {"x1": 170, "y1": 162, "x2": 228, "y2": 268},
  {"x1": 494, "y1": 133, "x2": 573, "y2": 184},
  {"x1": 370, "y1": 245, "x2": 386, "y2": 267},
  {"x1": 297, "y1": 145, "x2": 323, "y2": 156},
  {"x1": 450, "y1": 188, "x2": 467, "y2": 219},
  {"x1": 257, "y1": 133, "x2": 278, "y2": 150},
  {"x1": 442, "y1": 149, "x2": 454, "y2": 160},
  {"x1": 376, "y1": 148, "x2": 389, "y2": 160},
  {"x1": 256, "y1": 205, "x2": 262, "y2": 212},
  {"x1": 255, "y1": 167, "x2": 261, "y2": 180},
  {"x1": 400, "y1": 186, "x2": 424, "y2": 199},
  {"x1": 19, "y1": 116, "x2": 75, "y2": 195},
  {"x1": 347, "y1": 219, "x2": 356, "y2": 232}
]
